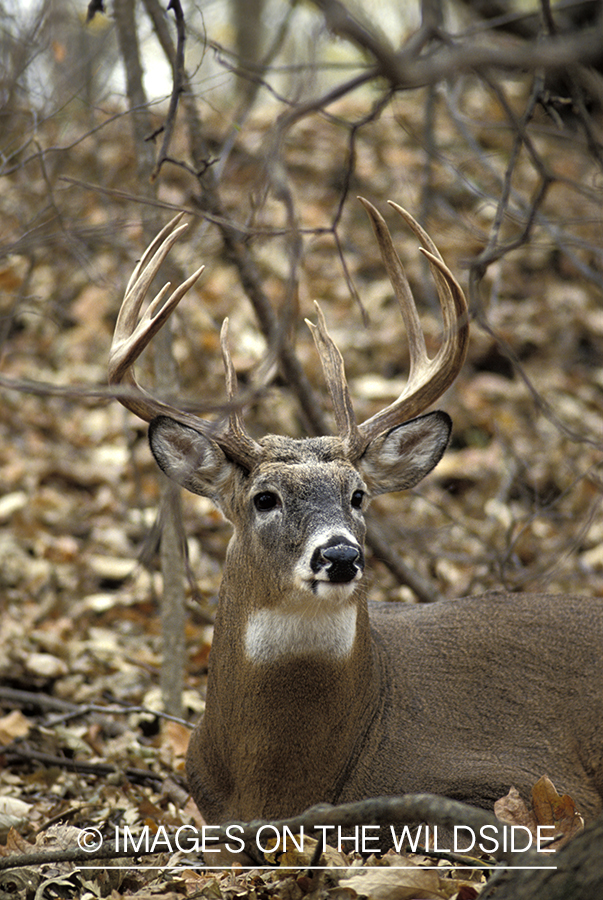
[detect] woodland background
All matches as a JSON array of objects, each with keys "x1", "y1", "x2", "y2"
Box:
[{"x1": 0, "y1": 0, "x2": 602, "y2": 897}]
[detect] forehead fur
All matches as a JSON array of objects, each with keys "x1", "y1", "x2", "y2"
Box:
[{"x1": 255, "y1": 434, "x2": 349, "y2": 466}]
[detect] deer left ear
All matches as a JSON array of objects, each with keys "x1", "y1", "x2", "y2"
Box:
[{"x1": 358, "y1": 411, "x2": 451, "y2": 496}]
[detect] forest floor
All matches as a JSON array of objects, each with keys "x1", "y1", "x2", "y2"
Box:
[{"x1": 0, "y1": 70, "x2": 602, "y2": 899}]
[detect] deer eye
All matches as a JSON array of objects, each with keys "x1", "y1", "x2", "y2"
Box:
[
  {"x1": 351, "y1": 490, "x2": 365, "y2": 509},
  {"x1": 254, "y1": 491, "x2": 280, "y2": 512}
]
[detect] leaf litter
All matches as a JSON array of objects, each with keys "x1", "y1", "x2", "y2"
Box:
[{"x1": 0, "y1": 56, "x2": 601, "y2": 900}]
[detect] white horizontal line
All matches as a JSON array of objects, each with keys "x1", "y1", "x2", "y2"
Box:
[{"x1": 75, "y1": 864, "x2": 558, "y2": 871}]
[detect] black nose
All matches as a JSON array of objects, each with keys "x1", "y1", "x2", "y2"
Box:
[{"x1": 311, "y1": 540, "x2": 364, "y2": 583}]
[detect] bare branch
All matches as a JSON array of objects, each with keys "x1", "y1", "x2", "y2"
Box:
[{"x1": 311, "y1": 0, "x2": 603, "y2": 87}]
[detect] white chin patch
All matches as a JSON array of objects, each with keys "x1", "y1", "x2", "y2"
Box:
[
  {"x1": 244, "y1": 603, "x2": 357, "y2": 664},
  {"x1": 304, "y1": 578, "x2": 358, "y2": 600}
]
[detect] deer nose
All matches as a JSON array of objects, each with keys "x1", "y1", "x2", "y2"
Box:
[{"x1": 311, "y1": 539, "x2": 364, "y2": 584}]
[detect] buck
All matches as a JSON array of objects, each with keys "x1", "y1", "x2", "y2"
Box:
[{"x1": 109, "y1": 199, "x2": 603, "y2": 855}]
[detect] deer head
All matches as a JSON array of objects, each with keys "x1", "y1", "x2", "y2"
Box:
[{"x1": 109, "y1": 197, "x2": 468, "y2": 546}]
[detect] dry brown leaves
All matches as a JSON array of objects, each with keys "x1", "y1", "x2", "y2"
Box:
[
  {"x1": 495, "y1": 775, "x2": 584, "y2": 851},
  {"x1": 0, "y1": 14, "x2": 602, "y2": 897}
]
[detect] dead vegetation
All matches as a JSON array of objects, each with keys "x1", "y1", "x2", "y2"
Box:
[{"x1": 0, "y1": 0, "x2": 602, "y2": 896}]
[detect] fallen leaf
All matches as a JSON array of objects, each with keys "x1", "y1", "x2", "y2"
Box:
[
  {"x1": 531, "y1": 775, "x2": 584, "y2": 846},
  {"x1": 494, "y1": 785, "x2": 534, "y2": 831},
  {"x1": 0, "y1": 798, "x2": 32, "y2": 838},
  {"x1": 338, "y1": 864, "x2": 454, "y2": 900},
  {"x1": 0, "y1": 709, "x2": 31, "y2": 745},
  {"x1": 495, "y1": 777, "x2": 584, "y2": 851},
  {"x1": 24, "y1": 652, "x2": 68, "y2": 679}
]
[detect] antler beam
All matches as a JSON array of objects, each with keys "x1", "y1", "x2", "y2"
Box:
[{"x1": 308, "y1": 198, "x2": 469, "y2": 456}]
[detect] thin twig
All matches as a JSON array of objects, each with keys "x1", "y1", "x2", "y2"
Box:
[
  {"x1": 150, "y1": 0, "x2": 185, "y2": 182},
  {"x1": 4, "y1": 743, "x2": 166, "y2": 786}
]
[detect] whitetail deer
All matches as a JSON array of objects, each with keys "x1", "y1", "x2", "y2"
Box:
[{"x1": 110, "y1": 200, "x2": 603, "y2": 857}]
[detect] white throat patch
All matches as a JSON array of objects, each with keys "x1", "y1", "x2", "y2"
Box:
[{"x1": 244, "y1": 603, "x2": 357, "y2": 663}]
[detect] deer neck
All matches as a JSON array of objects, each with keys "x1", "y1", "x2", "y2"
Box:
[{"x1": 202, "y1": 571, "x2": 380, "y2": 819}]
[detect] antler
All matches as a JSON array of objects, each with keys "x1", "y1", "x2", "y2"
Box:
[
  {"x1": 109, "y1": 214, "x2": 261, "y2": 470},
  {"x1": 110, "y1": 203, "x2": 467, "y2": 470},
  {"x1": 307, "y1": 198, "x2": 469, "y2": 457}
]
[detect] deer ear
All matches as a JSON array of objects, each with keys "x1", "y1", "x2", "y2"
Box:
[
  {"x1": 149, "y1": 416, "x2": 238, "y2": 506},
  {"x1": 359, "y1": 411, "x2": 451, "y2": 496}
]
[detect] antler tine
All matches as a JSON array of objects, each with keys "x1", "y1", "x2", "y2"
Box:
[
  {"x1": 219, "y1": 319, "x2": 262, "y2": 466},
  {"x1": 387, "y1": 200, "x2": 467, "y2": 370},
  {"x1": 124, "y1": 212, "x2": 185, "y2": 296},
  {"x1": 356, "y1": 197, "x2": 469, "y2": 445},
  {"x1": 109, "y1": 216, "x2": 204, "y2": 420},
  {"x1": 305, "y1": 302, "x2": 364, "y2": 457}
]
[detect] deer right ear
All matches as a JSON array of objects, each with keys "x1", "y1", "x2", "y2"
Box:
[{"x1": 149, "y1": 416, "x2": 238, "y2": 505}]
